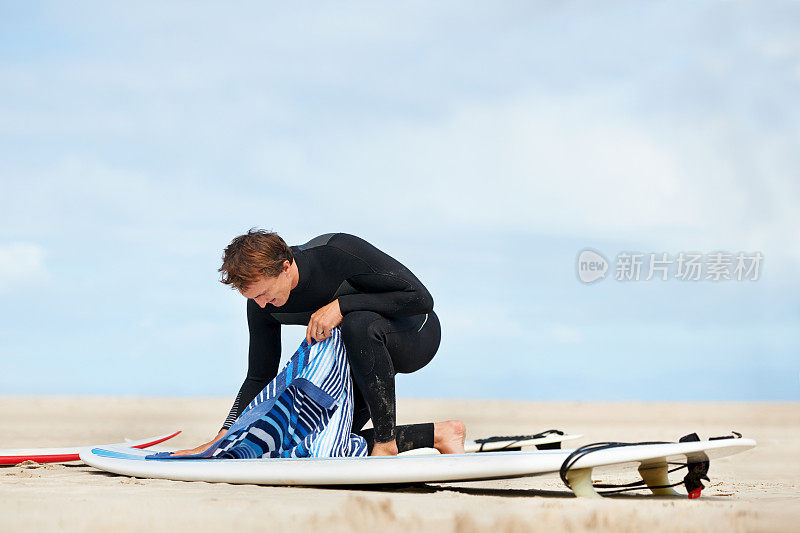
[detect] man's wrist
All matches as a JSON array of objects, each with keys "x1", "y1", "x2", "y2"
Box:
[{"x1": 337, "y1": 295, "x2": 353, "y2": 314}]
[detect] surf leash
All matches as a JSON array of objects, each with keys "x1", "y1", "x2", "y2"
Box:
[
  {"x1": 474, "y1": 429, "x2": 566, "y2": 452},
  {"x1": 559, "y1": 431, "x2": 742, "y2": 499}
]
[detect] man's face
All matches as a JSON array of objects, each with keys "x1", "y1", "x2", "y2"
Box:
[{"x1": 239, "y1": 261, "x2": 292, "y2": 308}]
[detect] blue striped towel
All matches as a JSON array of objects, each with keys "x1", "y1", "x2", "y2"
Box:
[{"x1": 148, "y1": 327, "x2": 367, "y2": 460}]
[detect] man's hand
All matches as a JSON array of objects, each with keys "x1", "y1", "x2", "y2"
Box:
[
  {"x1": 171, "y1": 429, "x2": 227, "y2": 456},
  {"x1": 306, "y1": 299, "x2": 344, "y2": 344}
]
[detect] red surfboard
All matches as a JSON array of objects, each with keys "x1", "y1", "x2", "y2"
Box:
[{"x1": 0, "y1": 430, "x2": 181, "y2": 465}]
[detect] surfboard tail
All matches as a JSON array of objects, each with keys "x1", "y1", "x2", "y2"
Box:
[{"x1": 560, "y1": 431, "x2": 749, "y2": 499}]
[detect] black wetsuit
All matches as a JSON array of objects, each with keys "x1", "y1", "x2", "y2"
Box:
[{"x1": 222, "y1": 233, "x2": 441, "y2": 451}]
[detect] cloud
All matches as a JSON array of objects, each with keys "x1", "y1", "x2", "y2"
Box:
[
  {"x1": 1, "y1": 2, "x2": 797, "y2": 277},
  {"x1": 0, "y1": 243, "x2": 49, "y2": 293},
  {"x1": 247, "y1": 92, "x2": 800, "y2": 275},
  {"x1": 0, "y1": 1, "x2": 798, "y2": 399}
]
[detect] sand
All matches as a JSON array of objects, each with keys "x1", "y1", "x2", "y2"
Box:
[{"x1": 1, "y1": 397, "x2": 797, "y2": 532}]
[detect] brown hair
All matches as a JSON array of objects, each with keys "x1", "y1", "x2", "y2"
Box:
[{"x1": 219, "y1": 229, "x2": 294, "y2": 289}]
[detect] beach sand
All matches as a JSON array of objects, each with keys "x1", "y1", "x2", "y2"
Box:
[{"x1": 1, "y1": 398, "x2": 797, "y2": 532}]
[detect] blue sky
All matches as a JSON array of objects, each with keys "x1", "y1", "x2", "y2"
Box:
[{"x1": 1, "y1": 1, "x2": 798, "y2": 401}]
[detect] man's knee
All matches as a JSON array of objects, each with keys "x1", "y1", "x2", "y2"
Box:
[
  {"x1": 340, "y1": 311, "x2": 384, "y2": 377},
  {"x1": 340, "y1": 310, "x2": 383, "y2": 343}
]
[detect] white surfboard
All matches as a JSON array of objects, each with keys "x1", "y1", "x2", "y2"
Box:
[
  {"x1": 400, "y1": 431, "x2": 582, "y2": 455},
  {"x1": 80, "y1": 436, "x2": 755, "y2": 498},
  {"x1": 0, "y1": 431, "x2": 181, "y2": 466}
]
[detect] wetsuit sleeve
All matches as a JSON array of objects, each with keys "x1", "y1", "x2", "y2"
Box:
[
  {"x1": 221, "y1": 299, "x2": 281, "y2": 430},
  {"x1": 330, "y1": 234, "x2": 434, "y2": 318}
]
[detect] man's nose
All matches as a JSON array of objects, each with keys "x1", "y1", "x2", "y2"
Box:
[{"x1": 256, "y1": 297, "x2": 267, "y2": 308}]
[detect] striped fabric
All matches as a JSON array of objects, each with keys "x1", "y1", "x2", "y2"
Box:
[{"x1": 149, "y1": 327, "x2": 367, "y2": 460}]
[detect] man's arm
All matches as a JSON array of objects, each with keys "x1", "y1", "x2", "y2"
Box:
[
  {"x1": 330, "y1": 233, "x2": 434, "y2": 318},
  {"x1": 220, "y1": 299, "x2": 281, "y2": 430}
]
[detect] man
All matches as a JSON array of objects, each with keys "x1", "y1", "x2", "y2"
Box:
[{"x1": 176, "y1": 230, "x2": 465, "y2": 456}]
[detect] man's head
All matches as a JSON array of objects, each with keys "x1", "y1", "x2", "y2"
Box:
[{"x1": 219, "y1": 229, "x2": 296, "y2": 308}]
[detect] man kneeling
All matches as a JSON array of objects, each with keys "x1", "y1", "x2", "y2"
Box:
[{"x1": 174, "y1": 230, "x2": 465, "y2": 457}]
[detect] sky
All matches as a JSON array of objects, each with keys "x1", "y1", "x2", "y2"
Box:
[{"x1": 1, "y1": 1, "x2": 798, "y2": 402}]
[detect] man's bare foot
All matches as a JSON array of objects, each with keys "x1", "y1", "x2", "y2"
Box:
[
  {"x1": 371, "y1": 439, "x2": 399, "y2": 456},
  {"x1": 433, "y1": 420, "x2": 466, "y2": 454}
]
